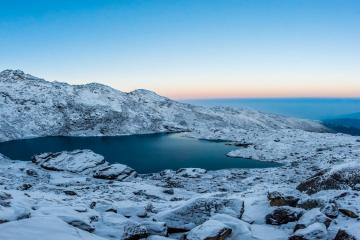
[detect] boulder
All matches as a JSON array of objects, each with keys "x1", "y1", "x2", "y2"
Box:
[
  {"x1": 334, "y1": 229, "x2": 357, "y2": 240},
  {"x1": 339, "y1": 208, "x2": 359, "y2": 218},
  {"x1": 185, "y1": 219, "x2": 232, "y2": 240},
  {"x1": 66, "y1": 219, "x2": 95, "y2": 232},
  {"x1": 32, "y1": 150, "x2": 106, "y2": 173},
  {"x1": 93, "y1": 163, "x2": 136, "y2": 180},
  {"x1": 265, "y1": 207, "x2": 302, "y2": 225},
  {"x1": 295, "y1": 208, "x2": 332, "y2": 230},
  {"x1": 101, "y1": 213, "x2": 150, "y2": 240},
  {"x1": 290, "y1": 223, "x2": 327, "y2": 240},
  {"x1": 210, "y1": 214, "x2": 252, "y2": 239},
  {"x1": 0, "y1": 216, "x2": 106, "y2": 240},
  {"x1": 296, "y1": 164, "x2": 360, "y2": 194},
  {"x1": 155, "y1": 197, "x2": 244, "y2": 231},
  {"x1": 320, "y1": 202, "x2": 339, "y2": 219},
  {"x1": 267, "y1": 191, "x2": 299, "y2": 207},
  {"x1": 0, "y1": 205, "x2": 31, "y2": 224},
  {"x1": 142, "y1": 221, "x2": 168, "y2": 237}
]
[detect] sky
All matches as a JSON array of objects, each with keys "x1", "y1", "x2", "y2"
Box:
[{"x1": 0, "y1": 0, "x2": 359, "y2": 99}]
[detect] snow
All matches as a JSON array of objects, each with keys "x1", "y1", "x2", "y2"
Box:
[
  {"x1": 0, "y1": 216, "x2": 107, "y2": 240},
  {"x1": 0, "y1": 70, "x2": 359, "y2": 239}
]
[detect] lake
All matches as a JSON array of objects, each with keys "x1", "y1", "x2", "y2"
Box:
[{"x1": 0, "y1": 134, "x2": 280, "y2": 173}]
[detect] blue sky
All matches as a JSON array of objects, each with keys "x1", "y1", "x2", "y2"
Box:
[{"x1": 0, "y1": 0, "x2": 359, "y2": 98}]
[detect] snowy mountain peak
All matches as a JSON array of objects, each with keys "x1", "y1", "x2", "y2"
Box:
[
  {"x1": 0, "y1": 69, "x2": 26, "y2": 80},
  {"x1": 129, "y1": 88, "x2": 168, "y2": 101},
  {"x1": 0, "y1": 69, "x2": 41, "y2": 82}
]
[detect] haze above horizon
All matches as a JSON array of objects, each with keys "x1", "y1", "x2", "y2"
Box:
[{"x1": 1, "y1": 0, "x2": 359, "y2": 98}]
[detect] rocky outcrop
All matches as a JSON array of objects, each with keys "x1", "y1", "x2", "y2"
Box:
[
  {"x1": 155, "y1": 197, "x2": 244, "y2": 231},
  {"x1": 296, "y1": 164, "x2": 360, "y2": 194},
  {"x1": 93, "y1": 164, "x2": 136, "y2": 180},
  {"x1": 32, "y1": 150, "x2": 106, "y2": 173}
]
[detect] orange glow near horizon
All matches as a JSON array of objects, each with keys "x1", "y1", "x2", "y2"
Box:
[{"x1": 153, "y1": 83, "x2": 360, "y2": 100}]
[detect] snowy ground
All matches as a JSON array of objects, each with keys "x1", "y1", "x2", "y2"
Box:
[
  {"x1": 0, "y1": 129, "x2": 359, "y2": 240},
  {"x1": 0, "y1": 70, "x2": 359, "y2": 239}
]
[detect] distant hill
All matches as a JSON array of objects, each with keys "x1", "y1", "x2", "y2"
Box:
[{"x1": 322, "y1": 112, "x2": 360, "y2": 135}]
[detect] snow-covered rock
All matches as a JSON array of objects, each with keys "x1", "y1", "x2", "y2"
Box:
[
  {"x1": 185, "y1": 219, "x2": 232, "y2": 240},
  {"x1": 32, "y1": 150, "x2": 106, "y2": 173},
  {"x1": 93, "y1": 163, "x2": 136, "y2": 180},
  {"x1": 295, "y1": 208, "x2": 332, "y2": 230},
  {"x1": 0, "y1": 204, "x2": 31, "y2": 223},
  {"x1": 155, "y1": 197, "x2": 244, "y2": 231},
  {"x1": 0, "y1": 216, "x2": 107, "y2": 240},
  {"x1": 290, "y1": 222, "x2": 328, "y2": 240}
]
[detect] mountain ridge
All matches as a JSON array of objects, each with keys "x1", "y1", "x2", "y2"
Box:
[{"x1": 0, "y1": 69, "x2": 327, "y2": 142}]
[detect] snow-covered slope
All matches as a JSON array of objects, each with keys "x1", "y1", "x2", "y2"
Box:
[
  {"x1": 0, "y1": 69, "x2": 326, "y2": 142},
  {"x1": 2, "y1": 69, "x2": 359, "y2": 240}
]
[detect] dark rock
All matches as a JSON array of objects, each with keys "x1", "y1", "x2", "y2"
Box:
[
  {"x1": 289, "y1": 236, "x2": 305, "y2": 240},
  {"x1": 67, "y1": 220, "x2": 95, "y2": 232},
  {"x1": 294, "y1": 224, "x2": 306, "y2": 232},
  {"x1": 162, "y1": 188, "x2": 174, "y2": 195},
  {"x1": 25, "y1": 169, "x2": 38, "y2": 177},
  {"x1": 267, "y1": 191, "x2": 299, "y2": 207},
  {"x1": 339, "y1": 208, "x2": 359, "y2": 218},
  {"x1": 17, "y1": 183, "x2": 32, "y2": 191},
  {"x1": 265, "y1": 208, "x2": 302, "y2": 225},
  {"x1": 89, "y1": 201, "x2": 96, "y2": 209},
  {"x1": 105, "y1": 208, "x2": 117, "y2": 213},
  {"x1": 334, "y1": 229, "x2": 357, "y2": 240},
  {"x1": 63, "y1": 190, "x2": 77, "y2": 196}
]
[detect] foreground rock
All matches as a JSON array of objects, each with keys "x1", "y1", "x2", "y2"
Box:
[
  {"x1": 155, "y1": 197, "x2": 244, "y2": 231},
  {"x1": 0, "y1": 216, "x2": 106, "y2": 240},
  {"x1": 93, "y1": 164, "x2": 136, "y2": 180},
  {"x1": 296, "y1": 163, "x2": 360, "y2": 194},
  {"x1": 265, "y1": 207, "x2": 302, "y2": 225},
  {"x1": 290, "y1": 222, "x2": 327, "y2": 240},
  {"x1": 267, "y1": 191, "x2": 299, "y2": 207},
  {"x1": 32, "y1": 150, "x2": 106, "y2": 173},
  {"x1": 185, "y1": 219, "x2": 232, "y2": 240}
]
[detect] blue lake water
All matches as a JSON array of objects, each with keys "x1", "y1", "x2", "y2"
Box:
[
  {"x1": 0, "y1": 134, "x2": 280, "y2": 173},
  {"x1": 182, "y1": 98, "x2": 360, "y2": 120}
]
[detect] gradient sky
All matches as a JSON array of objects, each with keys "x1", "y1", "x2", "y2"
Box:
[{"x1": 0, "y1": 0, "x2": 359, "y2": 99}]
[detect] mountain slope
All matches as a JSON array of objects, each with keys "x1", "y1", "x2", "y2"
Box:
[{"x1": 0, "y1": 70, "x2": 327, "y2": 142}]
